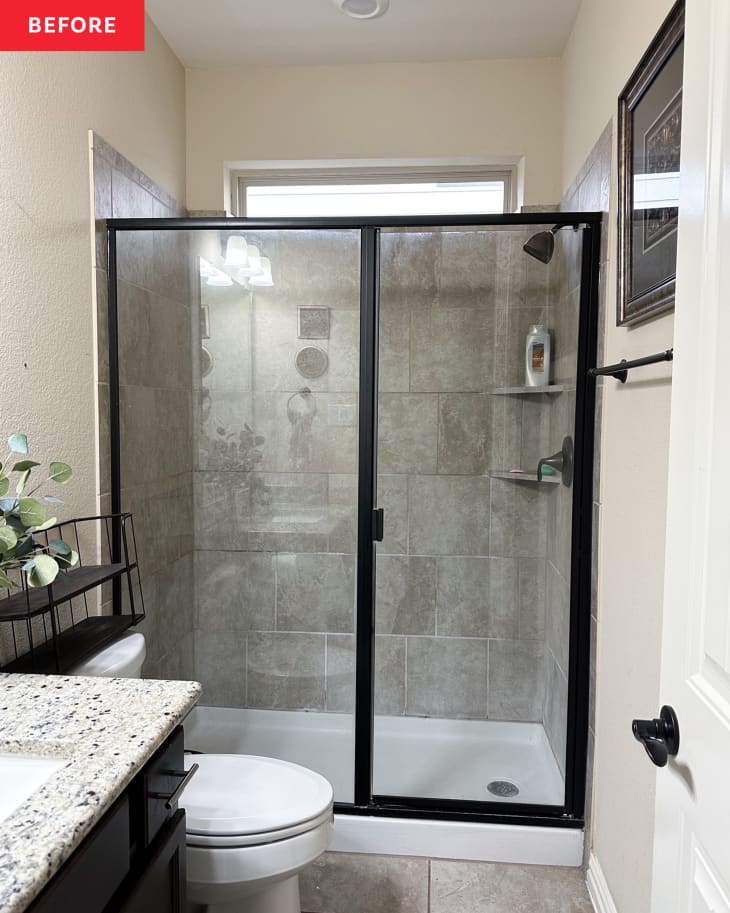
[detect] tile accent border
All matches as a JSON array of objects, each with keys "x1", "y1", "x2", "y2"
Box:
[{"x1": 92, "y1": 132, "x2": 180, "y2": 212}]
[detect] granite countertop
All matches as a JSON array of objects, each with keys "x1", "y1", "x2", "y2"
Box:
[{"x1": 0, "y1": 674, "x2": 201, "y2": 913}]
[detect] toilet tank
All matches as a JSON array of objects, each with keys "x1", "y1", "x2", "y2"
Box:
[{"x1": 69, "y1": 632, "x2": 146, "y2": 678}]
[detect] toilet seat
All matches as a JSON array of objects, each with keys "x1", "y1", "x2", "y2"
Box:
[{"x1": 182, "y1": 754, "x2": 334, "y2": 849}]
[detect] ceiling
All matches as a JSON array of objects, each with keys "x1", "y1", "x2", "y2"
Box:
[{"x1": 147, "y1": 0, "x2": 582, "y2": 69}]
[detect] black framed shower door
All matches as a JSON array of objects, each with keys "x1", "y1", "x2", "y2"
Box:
[{"x1": 106, "y1": 212, "x2": 602, "y2": 828}]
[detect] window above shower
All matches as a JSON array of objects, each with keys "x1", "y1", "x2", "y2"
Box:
[{"x1": 232, "y1": 167, "x2": 514, "y2": 217}]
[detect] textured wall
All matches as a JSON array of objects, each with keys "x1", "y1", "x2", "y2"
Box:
[
  {"x1": 185, "y1": 57, "x2": 563, "y2": 212},
  {"x1": 0, "y1": 19, "x2": 185, "y2": 546},
  {"x1": 93, "y1": 135, "x2": 195, "y2": 681},
  {"x1": 562, "y1": 2, "x2": 675, "y2": 910}
]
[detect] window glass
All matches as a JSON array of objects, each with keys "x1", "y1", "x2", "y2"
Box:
[{"x1": 243, "y1": 180, "x2": 507, "y2": 217}]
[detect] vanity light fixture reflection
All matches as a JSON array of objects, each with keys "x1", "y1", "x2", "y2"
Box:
[
  {"x1": 238, "y1": 244, "x2": 263, "y2": 277},
  {"x1": 248, "y1": 256, "x2": 274, "y2": 287},
  {"x1": 224, "y1": 235, "x2": 249, "y2": 268},
  {"x1": 206, "y1": 269, "x2": 234, "y2": 287}
]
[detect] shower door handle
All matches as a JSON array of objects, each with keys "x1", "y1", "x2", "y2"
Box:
[{"x1": 372, "y1": 508, "x2": 384, "y2": 542}]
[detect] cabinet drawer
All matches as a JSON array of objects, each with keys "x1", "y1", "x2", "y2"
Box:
[
  {"x1": 27, "y1": 796, "x2": 130, "y2": 913},
  {"x1": 111, "y1": 810, "x2": 187, "y2": 913},
  {"x1": 143, "y1": 726, "x2": 185, "y2": 847}
]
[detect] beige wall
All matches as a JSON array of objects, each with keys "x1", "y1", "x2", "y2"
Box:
[
  {"x1": 562, "y1": 0, "x2": 675, "y2": 189},
  {"x1": 0, "y1": 19, "x2": 185, "y2": 525},
  {"x1": 185, "y1": 57, "x2": 563, "y2": 211},
  {"x1": 561, "y1": 2, "x2": 674, "y2": 913}
]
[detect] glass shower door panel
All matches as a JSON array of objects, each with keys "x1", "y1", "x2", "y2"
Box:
[
  {"x1": 372, "y1": 225, "x2": 581, "y2": 806},
  {"x1": 192, "y1": 229, "x2": 361, "y2": 803}
]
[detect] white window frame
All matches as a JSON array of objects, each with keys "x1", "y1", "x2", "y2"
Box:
[{"x1": 229, "y1": 162, "x2": 517, "y2": 218}]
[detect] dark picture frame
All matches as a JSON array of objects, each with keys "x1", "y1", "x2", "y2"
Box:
[{"x1": 617, "y1": 0, "x2": 684, "y2": 326}]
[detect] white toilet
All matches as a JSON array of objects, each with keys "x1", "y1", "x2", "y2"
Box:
[
  {"x1": 70, "y1": 632, "x2": 334, "y2": 913},
  {"x1": 68, "y1": 631, "x2": 148, "y2": 677}
]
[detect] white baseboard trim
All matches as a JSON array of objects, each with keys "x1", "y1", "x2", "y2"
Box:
[{"x1": 586, "y1": 853, "x2": 619, "y2": 913}]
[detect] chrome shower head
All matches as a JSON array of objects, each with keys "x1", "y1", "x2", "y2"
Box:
[{"x1": 523, "y1": 225, "x2": 560, "y2": 264}]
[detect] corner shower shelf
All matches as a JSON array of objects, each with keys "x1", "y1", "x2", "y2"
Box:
[
  {"x1": 0, "y1": 513, "x2": 145, "y2": 675},
  {"x1": 491, "y1": 470, "x2": 560, "y2": 484},
  {"x1": 491, "y1": 385, "x2": 565, "y2": 395}
]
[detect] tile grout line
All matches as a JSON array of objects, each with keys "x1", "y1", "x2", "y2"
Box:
[
  {"x1": 434, "y1": 556, "x2": 440, "y2": 637},
  {"x1": 324, "y1": 633, "x2": 329, "y2": 712},
  {"x1": 243, "y1": 634, "x2": 248, "y2": 707},
  {"x1": 273, "y1": 553, "x2": 278, "y2": 630},
  {"x1": 403, "y1": 634, "x2": 408, "y2": 715}
]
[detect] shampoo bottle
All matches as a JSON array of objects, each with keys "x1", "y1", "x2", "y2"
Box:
[{"x1": 525, "y1": 324, "x2": 551, "y2": 387}]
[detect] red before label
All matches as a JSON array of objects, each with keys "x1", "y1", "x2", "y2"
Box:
[
  {"x1": 531, "y1": 342, "x2": 545, "y2": 372},
  {"x1": 1, "y1": 0, "x2": 144, "y2": 50}
]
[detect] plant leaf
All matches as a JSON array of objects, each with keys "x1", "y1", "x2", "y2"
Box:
[
  {"x1": 48, "y1": 539, "x2": 71, "y2": 556},
  {"x1": 0, "y1": 498, "x2": 19, "y2": 514},
  {"x1": 8, "y1": 434, "x2": 28, "y2": 455},
  {"x1": 15, "y1": 469, "x2": 30, "y2": 496},
  {"x1": 0, "y1": 527, "x2": 18, "y2": 554},
  {"x1": 43, "y1": 495, "x2": 64, "y2": 505},
  {"x1": 27, "y1": 554, "x2": 59, "y2": 588},
  {"x1": 0, "y1": 478, "x2": 8, "y2": 497},
  {"x1": 11, "y1": 460, "x2": 40, "y2": 472},
  {"x1": 0, "y1": 569, "x2": 16, "y2": 589},
  {"x1": 18, "y1": 498, "x2": 45, "y2": 528},
  {"x1": 49, "y1": 462, "x2": 72, "y2": 484},
  {"x1": 56, "y1": 549, "x2": 79, "y2": 570},
  {"x1": 14, "y1": 535, "x2": 34, "y2": 558},
  {"x1": 28, "y1": 517, "x2": 57, "y2": 533}
]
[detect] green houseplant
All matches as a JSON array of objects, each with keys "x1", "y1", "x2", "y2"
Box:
[{"x1": 0, "y1": 433, "x2": 77, "y2": 589}]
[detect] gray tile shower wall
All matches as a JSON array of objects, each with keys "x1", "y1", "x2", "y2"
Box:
[
  {"x1": 371, "y1": 227, "x2": 562, "y2": 723},
  {"x1": 92, "y1": 132, "x2": 195, "y2": 682},
  {"x1": 537, "y1": 124, "x2": 611, "y2": 779},
  {"x1": 193, "y1": 230, "x2": 361, "y2": 706},
  {"x1": 193, "y1": 226, "x2": 574, "y2": 725},
  {"x1": 559, "y1": 120, "x2": 612, "y2": 863}
]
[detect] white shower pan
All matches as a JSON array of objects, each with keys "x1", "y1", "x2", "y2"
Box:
[{"x1": 184, "y1": 706, "x2": 583, "y2": 867}]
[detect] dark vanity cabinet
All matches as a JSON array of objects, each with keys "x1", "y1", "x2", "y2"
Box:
[{"x1": 27, "y1": 727, "x2": 189, "y2": 913}]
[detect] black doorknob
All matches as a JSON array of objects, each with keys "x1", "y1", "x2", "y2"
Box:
[{"x1": 631, "y1": 705, "x2": 680, "y2": 767}]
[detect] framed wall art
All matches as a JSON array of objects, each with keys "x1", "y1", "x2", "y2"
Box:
[{"x1": 617, "y1": 0, "x2": 684, "y2": 326}]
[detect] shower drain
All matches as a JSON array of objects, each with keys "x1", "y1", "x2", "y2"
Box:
[{"x1": 487, "y1": 779, "x2": 520, "y2": 798}]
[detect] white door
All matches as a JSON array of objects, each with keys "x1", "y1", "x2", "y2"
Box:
[{"x1": 651, "y1": 1, "x2": 730, "y2": 910}]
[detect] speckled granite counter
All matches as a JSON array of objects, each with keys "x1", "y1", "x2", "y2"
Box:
[{"x1": 0, "y1": 674, "x2": 201, "y2": 913}]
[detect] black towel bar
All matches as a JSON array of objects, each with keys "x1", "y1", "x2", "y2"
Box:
[{"x1": 588, "y1": 348, "x2": 673, "y2": 383}]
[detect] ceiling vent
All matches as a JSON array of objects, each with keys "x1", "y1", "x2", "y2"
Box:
[{"x1": 332, "y1": 0, "x2": 390, "y2": 20}]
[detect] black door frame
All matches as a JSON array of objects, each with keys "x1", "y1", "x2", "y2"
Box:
[{"x1": 107, "y1": 212, "x2": 601, "y2": 828}]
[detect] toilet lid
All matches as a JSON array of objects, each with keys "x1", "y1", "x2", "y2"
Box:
[{"x1": 182, "y1": 754, "x2": 334, "y2": 838}]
